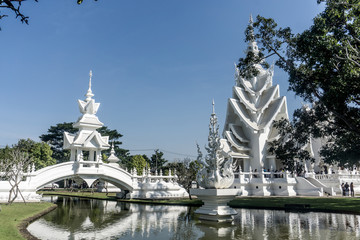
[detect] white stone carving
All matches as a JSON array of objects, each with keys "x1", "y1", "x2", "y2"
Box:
[{"x1": 196, "y1": 100, "x2": 234, "y2": 189}]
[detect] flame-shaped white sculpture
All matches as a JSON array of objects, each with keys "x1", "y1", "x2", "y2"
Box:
[{"x1": 196, "y1": 101, "x2": 234, "y2": 189}]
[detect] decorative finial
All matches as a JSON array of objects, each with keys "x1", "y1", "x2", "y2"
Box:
[
  {"x1": 247, "y1": 14, "x2": 256, "y2": 44},
  {"x1": 110, "y1": 142, "x2": 115, "y2": 154},
  {"x1": 86, "y1": 70, "x2": 95, "y2": 101},
  {"x1": 89, "y1": 70, "x2": 92, "y2": 87},
  {"x1": 212, "y1": 99, "x2": 215, "y2": 115}
]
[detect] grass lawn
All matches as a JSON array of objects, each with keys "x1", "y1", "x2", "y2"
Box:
[
  {"x1": 39, "y1": 190, "x2": 118, "y2": 200},
  {"x1": 0, "y1": 202, "x2": 56, "y2": 240},
  {"x1": 229, "y1": 196, "x2": 360, "y2": 214}
]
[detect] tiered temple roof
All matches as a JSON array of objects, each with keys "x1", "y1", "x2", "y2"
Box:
[
  {"x1": 222, "y1": 17, "x2": 288, "y2": 170},
  {"x1": 63, "y1": 71, "x2": 110, "y2": 160}
]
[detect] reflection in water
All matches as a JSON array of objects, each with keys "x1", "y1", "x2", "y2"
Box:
[
  {"x1": 28, "y1": 197, "x2": 202, "y2": 240},
  {"x1": 28, "y1": 197, "x2": 360, "y2": 240}
]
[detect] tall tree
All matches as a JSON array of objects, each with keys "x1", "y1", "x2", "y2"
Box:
[
  {"x1": 238, "y1": 0, "x2": 360, "y2": 167},
  {"x1": 166, "y1": 158, "x2": 201, "y2": 200},
  {"x1": 149, "y1": 149, "x2": 168, "y2": 172},
  {"x1": 40, "y1": 122, "x2": 77, "y2": 162}
]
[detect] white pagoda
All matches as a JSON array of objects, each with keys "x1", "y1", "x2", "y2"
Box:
[
  {"x1": 223, "y1": 17, "x2": 288, "y2": 173},
  {"x1": 63, "y1": 71, "x2": 110, "y2": 162}
]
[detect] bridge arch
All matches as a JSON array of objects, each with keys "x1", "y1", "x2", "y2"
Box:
[{"x1": 28, "y1": 162, "x2": 134, "y2": 192}]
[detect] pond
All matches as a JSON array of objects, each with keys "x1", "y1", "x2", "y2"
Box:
[{"x1": 27, "y1": 196, "x2": 360, "y2": 240}]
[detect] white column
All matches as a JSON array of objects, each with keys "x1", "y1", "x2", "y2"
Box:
[
  {"x1": 76, "y1": 148, "x2": 83, "y2": 161},
  {"x1": 96, "y1": 150, "x2": 102, "y2": 162},
  {"x1": 244, "y1": 158, "x2": 250, "y2": 172},
  {"x1": 70, "y1": 149, "x2": 76, "y2": 161},
  {"x1": 89, "y1": 150, "x2": 95, "y2": 161},
  {"x1": 270, "y1": 158, "x2": 276, "y2": 171}
]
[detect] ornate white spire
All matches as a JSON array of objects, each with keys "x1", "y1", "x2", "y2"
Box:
[
  {"x1": 77, "y1": 70, "x2": 100, "y2": 116},
  {"x1": 196, "y1": 101, "x2": 234, "y2": 189},
  {"x1": 246, "y1": 14, "x2": 259, "y2": 55},
  {"x1": 212, "y1": 99, "x2": 215, "y2": 115},
  {"x1": 86, "y1": 70, "x2": 95, "y2": 102},
  {"x1": 108, "y1": 142, "x2": 120, "y2": 165}
]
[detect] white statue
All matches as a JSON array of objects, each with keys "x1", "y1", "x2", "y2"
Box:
[{"x1": 196, "y1": 100, "x2": 234, "y2": 189}]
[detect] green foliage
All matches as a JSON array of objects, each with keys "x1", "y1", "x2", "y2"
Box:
[
  {"x1": 131, "y1": 155, "x2": 148, "y2": 174},
  {"x1": 15, "y1": 139, "x2": 55, "y2": 170},
  {"x1": 40, "y1": 122, "x2": 76, "y2": 162},
  {"x1": 0, "y1": 139, "x2": 54, "y2": 171},
  {"x1": 238, "y1": 0, "x2": 360, "y2": 167},
  {"x1": 149, "y1": 149, "x2": 168, "y2": 171},
  {"x1": 269, "y1": 117, "x2": 315, "y2": 173},
  {"x1": 0, "y1": 145, "x2": 12, "y2": 161},
  {"x1": 165, "y1": 158, "x2": 201, "y2": 199}
]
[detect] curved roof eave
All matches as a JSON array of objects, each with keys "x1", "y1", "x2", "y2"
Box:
[
  {"x1": 229, "y1": 98, "x2": 259, "y2": 130},
  {"x1": 260, "y1": 96, "x2": 289, "y2": 130}
]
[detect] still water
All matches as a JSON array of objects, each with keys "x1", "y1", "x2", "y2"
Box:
[{"x1": 28, "y1": 196, "x2": 360, "y2": 240}]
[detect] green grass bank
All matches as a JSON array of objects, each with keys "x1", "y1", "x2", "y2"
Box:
[{"x1": 0, "y1": 202, "x2": 56, "y2": 240}]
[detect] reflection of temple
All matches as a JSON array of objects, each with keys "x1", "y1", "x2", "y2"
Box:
[
  {"x1": 28, "y1": 198, "x2": 203, "y2": 239},
  {"x1": 197, "y1": 209, "x2": 360, "y2": 239},
  {"x1": 28, "y1": 197, "x2": 360, "y2": 239}
]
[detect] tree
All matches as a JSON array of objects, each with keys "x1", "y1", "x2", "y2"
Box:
[
  {"x1": 0, "y1": 0, "x2": 98, "y2": 30},
  {"x1": 0, "y1": 149, "x2": 33, "y2": 204},
  {"x1": 15, "y1": 139, "x2": 54, "y2": 170},
  {"x1": 0, "y1": 145, "x2": 12, "y2": 161},
  {"x1": 130, "y1": 155, "x2": 148, "y2": 174},
  {"x1": 40, "y1": 122, "x2": 77, "y2": 162},
  {"x1": 269, "y1": 116, "x2": 315, "y2": 174},
  {"x1": 149, "y1": 149, "x2": 168, "y2": 172},
  {"x1": 40, "y1": 122, "x2": 129, "y2": 163},
  {"x1": 166, "y1": 158, "x2": 201, "y2": 200},
  {"x1": 238, "y1": 0, "x2": 360, "y2": 167}
]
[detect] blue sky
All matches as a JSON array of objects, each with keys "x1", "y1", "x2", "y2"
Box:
[{"x1": 0, "y1": 0, "x2": 324, "y2": 161}]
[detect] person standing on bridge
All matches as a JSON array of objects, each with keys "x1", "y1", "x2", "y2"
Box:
[{"x1": 350, "y1": 182, "x2": 355, "y2": 197}]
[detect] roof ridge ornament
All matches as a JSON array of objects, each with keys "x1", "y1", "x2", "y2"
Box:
[
  {"x1": 212, "y1": 99, "x2": 216, "y2": 115},
  {"x1": 86, "y1": 70, "x2": 95, "y2": 102},
  {"x1": 248, "y1": 14, "x2": 255, "y2": 43}
]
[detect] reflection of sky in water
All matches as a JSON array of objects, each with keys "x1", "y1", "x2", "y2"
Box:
[{"x1": 28, "y1": 197, "x2": 360, "y2": 240}]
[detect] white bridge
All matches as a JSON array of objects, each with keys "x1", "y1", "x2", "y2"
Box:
[{"x1": 0, "y1": 161, "x2": 188, "y2": 202}]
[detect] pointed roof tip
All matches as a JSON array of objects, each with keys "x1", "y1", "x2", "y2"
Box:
[
  {"x1": 85, "y1": 70, "x2": 95, "y2": 101},
  {"x1": 110, "y1": 142, "x2": 115, "y2": 154},
  {"x1": 212, "y1": 99, "x2": 216, "y2": 114},
  {"x1": 249, "y1": 14, "x2": 253, "y2": 24},
  {"x1": 89, "y1": 70, "x2": 92, "y2": 89}
]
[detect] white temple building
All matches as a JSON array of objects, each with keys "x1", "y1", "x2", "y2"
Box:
[
  {"x1": 206, "y1": 16, "x2": 360, "y2": 196},
  {"x1": 223, "y1": 40, "x2": 287, "y2": 173}
]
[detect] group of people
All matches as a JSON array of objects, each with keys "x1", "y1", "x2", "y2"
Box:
[{"x1": 341, "y1": 182, "x2": 355, "y2": 197}]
